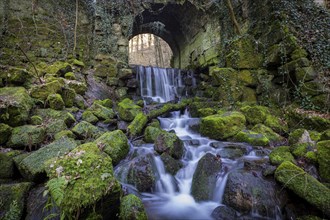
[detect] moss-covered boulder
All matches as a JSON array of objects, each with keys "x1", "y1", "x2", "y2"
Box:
[
  {"x1": 45, "y1": 143, "x2": 121, "y2": 218},
  {"x1": 0, "y1": 87, "x2": 34, "y2": 126},
  {"x1": 89, "y1": 103, "x2": 115, "y2": 121},
  {"x1": 0, "y1": 123, "x2": 12, "y2": 145},
  {"x1": 288, "y1": 129, "x2": 312, "y2": 145},
  {"x1": 65, "y1": 80, "x2": 88, "y2": 95},
  {"x1": 291, "y1": 143, "x2": 315, "y2": 158},
  {"x1": 128, "y1": 113, "x2": 148, "y2": 137},
  {"x1": 54, "y1": 130, "x2": 76, "y2": 140},
  {"x1": 320, "y1": 129, "x2": 330, "y2": 141},
  {"x1": 15, "y1": 137, "x2": 77, "y2": 182},
  {"x1": 7, "y1": 125, "x2": 46, "y2": 149},
  {"x1": 82, "y1": 111, "x2": 99, "y2": 124},
  {"x1": 251, "y1": 124, "x2": 282, "y2": 142},
  {"x1": 196, "y1": 108, "x2": 217, "y2": 117},
  {"x1": 46, "y1": 61, "x2": 72, "y2": 76},
  {"x1": 30, "y1": 115, "x2": 43, "y2": 125},
  {"x1": 154, "y1": 132, "x2": 184, "y2": 159},
  {"x1": 240, "y1": 105, "x2": 269, "y2": 125},
  {"x1": 117, "y1": 98, "x2": 142, "y2": 122},
  {"x1": 160, "y1": 153, "x2": 183, "y2": 176},
  {"x1": 94, "y1": 130, "x2": 129, "y2": 165},
  {"x1": 233, "y1": 130, "x2": 269, "y2": 146},
  {"x1": 61, "y1": 87, "x2": 76, "y2": 108},
  {"x1": 0, "y1": 182, "x2": 33, "y2": 220},
  {"x1": 94, "y1": 99, "x2": 113, "y2": 108},
  {"x1": 191, "y1": 153, "x2": 222, "y2": 201},
  {"x1": 119, "y1": 194, "x2": 147, "y2": 220},
  {"x1": 264, "y1": 115, "x2": 288, "y2": 134},
  {"x1": 200, "y1": 111, "x2": 246, "y2": 140},
  {"x1": 275, "y1": 161, "x2": 330, "y2": 217},
  {"x1": 317, "y1": 140, "x2": 330, "y2": 182},
  {"x1": 0, "y1": 67, "x2": 32, "y2": 86},
  {"x1": 0, "y1": 150, "x2": 21, "y2": 178},
  {"x1": 30, "y1": 80, "x2": 63, "y2": 100},
  {"x1": 269, "y1": 146, "x2": 295, "y2": 165},
  {"x1": 144, "y1": 126, "x2": 163, "y2": 143},
  {"x1": 46, "y1": 93, "x2": 65, "y2": 110},
  {"x1": 33, "y1": 108, "x2": 76, "y2": 127},
  {"x1": 71, "y1": 121, "x2": 102, "y2": 140}
]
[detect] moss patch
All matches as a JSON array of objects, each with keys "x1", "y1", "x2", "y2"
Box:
[
  {"x1": 269, "y1": 146, "x2": 295, "y2": 165},
  {"x1": 117, "y1": 98, "x2": 142, "y2": 122},
  {"x1": 317, "y1": 140, "x2": 330, "y2": 182},
  {"x1": 119, "y1": 194, "x2": 147, "y2": 220}
]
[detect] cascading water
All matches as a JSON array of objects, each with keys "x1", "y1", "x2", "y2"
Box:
[{"x1": 115, "y1": 66, "x2": 283, "y2": 219}]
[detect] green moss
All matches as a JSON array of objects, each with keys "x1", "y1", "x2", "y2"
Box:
[
  {"x1": 291, "y1": 143, "x2": 314, "y2": 158},
  {"x1": 16, "y1": 137, "x2": 77, "y2": 181},
  {"x1": 46, "y1": 93, "x2": 65, "y2": 110},
  {"x1": 0, "y1": 123, "x2": 12, "y2": 145},
  {"x1": 72, "y1": 59, "x2": 85, "y2": 67},
  {"x1": 264, "y1": 115, "x2": 288, "y2": 134},
  {"x1": 144, "y1": 126, "x2": 163, "y2": 143},
  {"x1": 197, "y1": 108, "x2": 216, "y2": 117},
  {"x1": 0, "y1": 67, "x2": 32, "y2": 86},
  {"x1": 64, "y1": 72, "x2": 76, "y2": 80},
  {"x1": 317, "y1": 140, "x2": 330, "y2": 182},
  {"x1": 117, "y1": 98, "x2": 142, "y2": 122},
  {"x1": 66, "y1": 80, "x2": 87, "y2": 95},
  {"x1": 0, "y1": 87, "x2": 34, "y2": 126},
  {"x1": 30, "y1": 115, "x2": 43, "y2": 125},
  {"x1": 309, "y1": 131, "x2": 321, "y2": 142},
  {"x1": 7, "y1": 125, "x2": 46, "y2": 149},
  {"x1": 295, "y1": 67, "x2": 316, "y2": 83},
  {"x1": 291, "y1": 48, "x2": 308, "y2": 60},
  {"x1": 269, "y1": 146, "x2": 295, "y2": 165},
  {"x1": 154, "y1": 132, "x2": 184, "y2": 159},
  {"x1": 94, "y1": 99, "x2": 113, "y2": 108},
  {"x1": 275, "y1": 161, "x2": 330, "y2": 216},
  {"x1": 54, "y1": 130, "x2": 76, "y2": 140},
  {"x1": 34, "y1": 108, "x2": 76, "y2": 127},
  {"x1": 61, "y1": 87, "x2": 76, "y2": 108},
  {"x1": 128, "y1": 113, "x2": 148, "y2": 137},
  {"x1": 0, "y1": 150, "x2": 21, "y2": 178},
  {"x1": 82, "y1": 111, "x2": 99, "y2": 124},
  {"x1": 234, "y1": 130, "x2": 269, "y2": 146},
  {"x1": 288, "y1": 129, "x2": 308, "y2": 145},
  {"x1": 46, "y1": 142, "x2": 121, "y2": 217},
  {"x1": 88, "y1": 103, "x2": 115, "y2": 121},
  {"x1": 46, "y1": 61, "x2": 72, "y2": 76},
  {"x1": 251, "y1": 124, "x2": 282, "y2": 142},
  {"x1": 30, "y1": 80, "x2": 63, "y2": 100},
  {"x1": 238, "y1": 70, "x2": 257, "y2": 87},
  {"x1": 119, "y1": 194, "x2": 147, "y2": 220},
  {"x1": 94, "y1": 130, "x2": 129, "y2": 165},
  {"x1": 305, "y1": 151, "x2": 317, "y2": 164},
  {"x1": 147, "y1": 102, "x2": 188, "y2": 119},
  {"x1": 71, "y1": 121, "x2": 102, "y2": 140},
  {"x1": 200, "y1": 111, "x2": 246, "y2": 140},
  {"x1": 320, "y1": 129, "x2": 330, "y2": 141},
  {"x1": 240, "y1": 105, "x2": 269, "y2": 125}
]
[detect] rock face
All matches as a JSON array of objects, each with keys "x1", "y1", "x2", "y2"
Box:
[
  {"x1": 223, "y1": 169, "x2": 283, "y2": 217},
  {"x1": 119, "y1": 194, "x2": 147, "y2": 220},
  {"x1": 154, "y1": 132, "x2": 184, "y2": 159},
  {"x1": 200, "y1": 111, "x2": 246, "y2": 140},
  {"x1": 191, "y1": 153, "x2": 222, "y2": 201},
  {"x1": 275, "y1": 161, "x2": 330, "y2": 217},
  {"x1": 0, "y1": 87, "x2": 34, "y2": 126},
  {"x1": 94, "y1": 130, "x2": 129, "y2": 165}
]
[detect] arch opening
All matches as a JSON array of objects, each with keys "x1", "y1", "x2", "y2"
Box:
[{"x1": 129, "y1": 33, "x2": 173, "y2": 68}]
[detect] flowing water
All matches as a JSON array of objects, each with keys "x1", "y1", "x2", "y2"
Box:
[{"x1": 115, "y1": 66, "x2": 279, "y2": 219}]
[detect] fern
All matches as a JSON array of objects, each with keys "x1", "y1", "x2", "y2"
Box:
[
  {"x1": 46, "y1": 177, "x2": 68, "y2": 207},
  {"x1": 3, "y1": 200, "x2": 21, "y2": 220}
]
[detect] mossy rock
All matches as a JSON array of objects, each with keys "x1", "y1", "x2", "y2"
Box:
[
  {"x1": 0, "y1": 67, "x2": 32, "y2": 86},
  {"x1": 233, "y1": 130, "x2": 269, "y2": 146},
  {"x1": 295, "y1": 67, "x2": 316, "y2": 83},
  {"x1": 251, "y1": 124, "x2": 282, "y2": 142},
  {"x1": 309, "y1": 131, "x2": 321, "y2": 142},
  {"x1": 191, "y1": 153, "x2": 222, "y2": 201},
  {"x1": 264, "y1": 115, "x2": 288, "y2": 134},
  {"x1": 240, "y1": 105, "x2": 269, "y2": 125},
  {"x1": 160, "y1": 153, "x2": 183, "y2": 176},
  {"x1": 0, "y1": 182, "x2": 33, "y2": 220},
  {"x1": 117, "y1": 98, "x2": 142, "y2": 122},
  {"x1": 291, "y1": 143, "x2": 314, "y2": 158},
  {"x1": 45, "y1": 142, "x2": 121, "y2": 217},
  {"x1": 144, "y1": 126, "x2": 163, "y2": 143},
  {"x1": 269, "y1": 146, "x2": 295, "y2": 165},
  {"x1": 128, "y1": 113, "x2": 148, "y2": 137},
  {"x1": 46, "y1": 61, "x2": 72, "y2": 76},
  {"x1": 0, "y1": 150, "x2": 21, "y2": 178},
  {"x1": 305, "y1": 151, "x2": 317, "y2": 164},
  {"x1": 118, "y1": 68, "x2": 133, "y2": 79},
  {"x1": 72, "y1": 59, "x2": 85, "y2": 67},
  {"x1": 72, "y1": 121, "x2": 102, "y2": 140},
  {"x1": 288, "y1": 129, "x2": 311, "y2": 145},
  {"x1": 88, "y1": 103, "x2": 115, "y2": 121},
  {"x1": 275, "y1": 161, "x2": 330, "y2": 217},
  {"x1": 54, "y1": 130, "x2": 76, "y2": 140},
  {"x1": 200, "y1": 111, "x2": 246, "y2": 140},
  {"x1": 154, "y1": 132, "x2": 184, "y2": 159},
  {"x1": 238, "y1": 70, "x2": 257, "y2": 87},
  {"x1": 82, "y1": 111, "x2": 99, "y2": 124},
  {"x1": 46, "y1": 93, "x2": 65, "y2": 110},
  {"x1": 320, "y1": 129, "x2": 330, "y2": 141},
  {"x1": 30, "y1": 115, "x2": 43, "y2": 125},
  {"x1": 241, "y1": 87, "x2": 257, "y2": 104},
  {"x1": 94, "y1": 130, "x2": 129, "y2": 165},
  {"x1": 65, "y1": 80, "x2": 88, "y2": 95},
  {"x1": 30, "y1": 80, "x2": 63, "y2": 100},
  {"x1": 46, "y1": 119, "x2": 68, "y2": 136},
  {"x1": 279, "y1": 58, "x2": 310, "y2": 73},
  {"x1": 64, "y1": 72, "x2": 76, "y2": 80},
  {"x1": 33, "y1": 108, "x2": 76, "y2": 127},
  {"x1": 61, "y1": 87, "x2": 76, "y2": 108},
  {"x1": 0, "y1": 123, "x2": 12, "y2": 145},
  {"x1": 0, "y1": 87, "x2": 34, "y2": 126},
  {"x1": 188, "y1": 101, "x2": 221, "y2": 118},
  {"x1": 7, "y1": 125, "x2": 46, "y2": 149},
  {"x1": 291, "y1": 48, "x2": 308, "y2": 60},
  {"x1": 94, "y1": 99, "x2": 113, "y2": 108},
  {"x1": 119, "y1": 194, "x2": 147, "y2": 220},
  {"x1": 16, "y1": 137, "x2": 77, "y2": 182},
  {"x1": 197, "y1": 108, "x2": 216, "y2": 117},
  {"x1": 317, "y1": 140, "x2": 330, "y2": 182}
]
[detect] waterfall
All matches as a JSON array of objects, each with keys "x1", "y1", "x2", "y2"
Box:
[{"x1": 136, "y1": 65, "x2": 187, "y2": 103}]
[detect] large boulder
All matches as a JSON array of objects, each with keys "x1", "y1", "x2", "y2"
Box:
[
  {"x1": 45, "y1": 143, "x2": 122, "y2": 218},
  {"x1": 160, "y1": 153, "x2": 183, "y2": 175},
  {"x1": 119, "y1": 194, "x2": 147, "y2": 220},
  {"x1": 240, "y1": 105, "x2": 269, "y2": 125},
  {"x1": 317, "y1": 140, "x2": 330, "y2": 182},
  {"x1": 0, "y1": 87, "x2": 34, "y2": 126},
  {"x1": 275, "y1": 161, "x2": 330, "y2": 217},
  {"x1": 191, "y1": 153, "x2": 222, "y2": 201},
  {"x1": 7, "y1": 125, "x2": 46, "y2": 149},
  {"x1": 117, "y1": 98, "x2": 142, "y2": 122},
  {"x1": 71, "y1": 121, "x2": 103, "y2": 140},
  {"x1": 154, "y1": 132, "x2": 184, "y2": 159},
  {"x1": 94, "y1": 130, "x2": 129, "y2": 165},
  {"x1": 0, "y1": 182, "x2": 33, "y2": 220},
  {"x1": 144, "y1": 126, "x2": 163, "y2": 143},
  {"x1": 30, "y1": 80, "x2": 63, "y2": 100},
  {"x1": 200, "y1": 111, "x2": 246, "y2": 140},
  {"x1": 233, "y1": 129, "x2": 270, "y2": 146},
  {"x1": 15, "y1": 137, "x2": 77, "y2": 182},
  {"x1": 46, "y1": 93, "x2": 65, "y2": 110},
  {"x1": 223, "y1": 169, "x2": 283, "y2": 217},
  {"x1": 88, "y1": 102, "x2": 115, "y2": 121}
]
